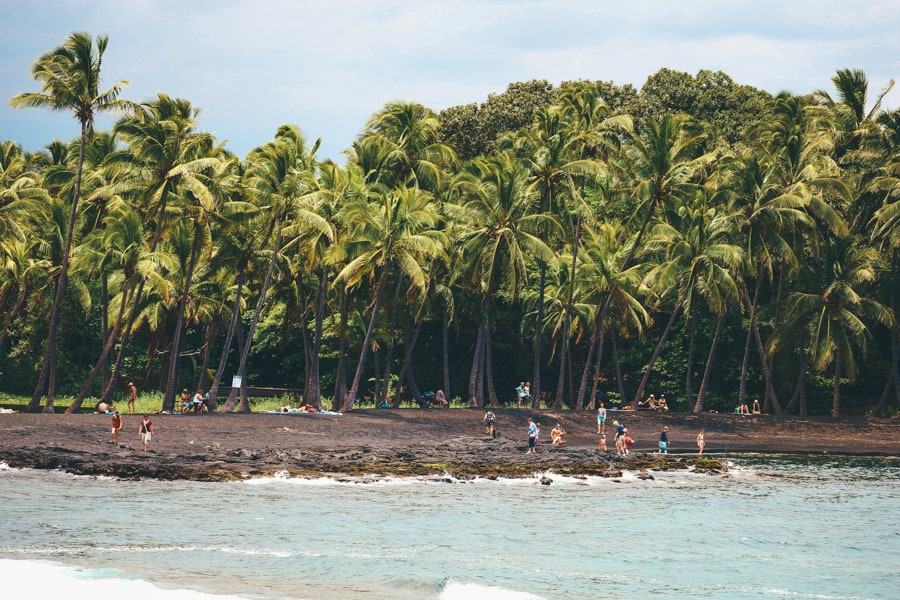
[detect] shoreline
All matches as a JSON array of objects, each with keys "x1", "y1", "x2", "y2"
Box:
[{"x1": 1, "y1": 409, "x2": 898, "y2": 481}]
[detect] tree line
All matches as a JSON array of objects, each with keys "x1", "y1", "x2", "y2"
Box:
[{"x1": 2, "y1": 32, "x2": 898, "y2": 416}]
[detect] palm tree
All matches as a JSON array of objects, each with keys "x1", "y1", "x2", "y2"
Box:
[
  {"x1": 636, "y1": 190, "x2": 743, "y2": 411},
  {"x1": 222, "y1": 125, "x2": 322, "y2": 412},
  {"x1": 361, "y1": 101, "x2": 456, "y2": 191},
  {"x1": 772, "y1": 235, "x2": 892, "y2": 416},
  {"x1": 448, "y1": 153, "x2": 559, "y2": 407},
  {"x1": 334, "y1": 185, "x2": 444, "y2": 411},
  {"x1": 722, "y1": 151, "x2": 812, "y2": 410},
  {"x1": 98, "y1": 94, "x2": 216, "y2": 406},
  {"x1": 10, "y1": 32, "x2": 135, "y2": 412}
]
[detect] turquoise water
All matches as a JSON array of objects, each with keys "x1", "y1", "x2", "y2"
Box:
[{"x1": 1, "y1": 457, "x2": 898, "y2": 599}]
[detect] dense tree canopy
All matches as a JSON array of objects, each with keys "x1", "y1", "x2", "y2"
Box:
[{"x1": 3, "y1": 33, "x2": 899, "y2": 418}]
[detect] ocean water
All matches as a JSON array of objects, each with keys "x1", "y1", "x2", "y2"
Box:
[{"x1": 0, "y1": 457, "x2": 898, "y2": 600}]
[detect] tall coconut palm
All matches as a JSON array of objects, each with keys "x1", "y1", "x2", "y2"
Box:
[
  {"x1": 98, "y1": 94, "x2": 217, "y2": 405},
  {"x1": 334, "y1": 185, "x2": 444, "y2": 411},
  {"x1": 10, "y1": 32, "x2": 135, "y2": 411},
  {"x1": 361, "y1": 101, "x2": 456, "y2": 192},
  {"x1": 448, "y1": 153, "x2": 560, "y2": 407},
  {"x1": 722, "y1": 151, "x2": 812, "y2": 410},
  {"x1": 635, "y1": 190, "x2": 743, "y2": 410},
  {"x1": 772, "y1": 235, "x2": 892, "y2": 416},
  {"x1": 222, "y1": 126, "x2": 323, "y2": 412}
]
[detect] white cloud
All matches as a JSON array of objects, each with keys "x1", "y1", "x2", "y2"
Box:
[{"x1": 2, "y1": 0, "x2": 898, "y2": 160}]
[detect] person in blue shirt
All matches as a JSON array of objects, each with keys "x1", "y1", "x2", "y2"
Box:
[{"x1": 526, "y1": 418, "x2": 537, "y2": 454}]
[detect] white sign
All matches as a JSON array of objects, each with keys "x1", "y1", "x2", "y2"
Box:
[{"x1": 231, "y1": 375, "x2": 242, "y2": 388}]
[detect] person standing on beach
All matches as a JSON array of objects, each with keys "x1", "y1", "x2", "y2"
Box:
[
  {"x1": 659, "y1": 426, "x2": 669, "y2": 454},
  {"x1": 139, "y1": 414, "x2": 154, "y2": 451},
  {"x1": 110, "y1": 411, "x2": 122, "y2": 445},
  {"x1": 523, "y1": 382, "x2": 531, "y2": 407},
  {"x1": 526, "y1": 417, "x2": 537, "y2": 453},
  {"x1": 127, "y1": 382, "x2": 137, "y2": 414},
  {"x1": 697, "y1": 428, "x2": 705, "y2": 455},
  {"x1": 597, "y1": 402, "x2": 607, "y2": 434},
  {"x1": 516, "y1": 382, "x2": 525, "y2": 408}
]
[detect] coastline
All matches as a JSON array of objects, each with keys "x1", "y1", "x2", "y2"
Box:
[{"x1": 1, "y1": 409, "x2": 897, "y2": 481}]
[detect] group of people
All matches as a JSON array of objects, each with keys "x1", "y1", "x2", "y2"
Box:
[
  {"x1": 736, "y1": 400, "x2": 762, "y2": 415},
  {"x1": 515, "y1": 382, "x2": 532, "y2": 408},
  {"x1": 179, "y1": 388, "x2": 209, "y2": 413},
  {"x1": 638, "y1": 394, "x2": 669, "y2": 411},
  {"x1": 109, "y1": 411, "x2": 155, "y2": 452}
]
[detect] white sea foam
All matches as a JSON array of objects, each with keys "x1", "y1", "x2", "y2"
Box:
[
  {"x1": 0, "y1": 559, "x2": 251, "y2": 600},
  {"x1": 439, "y1": 579, "x2": 545, "y2": 600}
]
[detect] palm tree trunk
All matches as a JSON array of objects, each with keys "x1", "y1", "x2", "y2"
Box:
[
  {"x1": 578, "y1": 326, "x2": 599, "y2": 410},
  {"x1": 394, "y1": 314, "x2": 423, "y2": 408},
  {"x1": 531, "y1": 261, "x2": 547, "y2": 408},
  {"x1": 101, "y1": 274, "x2": 110, "y2": 392},
  {"x1": 738, "y1": 271, "x2": 764, "y2": 408},
  {"x1": 332, "y1": 285, "x2": 349, "y2": 411},
  {"x1": 163, "y1": 222, "x2": 203, "y2": 412},
  {"x1": 485, "y1": 325, "x2": 500, "y2": 408},
  {"x1": 467, "y1": 325, "x2": 484, "y2": 407},
  {"x1": 693, "y1": 313, "x2": 725, "y2": 413},
  {"x1": 68, "y1": 280, "x2": 133, "y2": 412},
  {"x1": 307, "y1": 268, "x2": 329, "y2": 409},
  {"x1": 208, "y1": 266, "x2": 245, "y2": 411},
  {"x1": 685, "y1": 312, "x2": 697, "y2": 404},
  {"x1": 442, "y1": 305, "x2": 450, "y2": 400},
  {"x1": 832, "y1": 345, "x2": 842, "y2": 417},
  {"x1": 101, "y1": 191, "x2": 173, "y2": 405},
  {"x1": 378, "y1": 275, "x2": 404, "y2": 406},
  {"x1": 341, "y1": 268, "x2": 390, "y2": 412},
  {"x1": 225, "y1": 218, "x2": 285, "y2": 413},
  {"x1": 785, "y1": 351, "x2": 811, "y2": 414},
  {"x1": 29, "y1": 120, "x2": 88, "y2": 413},
  {"x1": 632, "y1": 305, "x2": 682, "y2": 407},
  {"x1": 612, "y1": 329, "x2": 626, "y2": 402}
]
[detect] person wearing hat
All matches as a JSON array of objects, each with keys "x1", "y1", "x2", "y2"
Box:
[{"x1": 127, "y1": 381, "x2": 137, "y2": 414}]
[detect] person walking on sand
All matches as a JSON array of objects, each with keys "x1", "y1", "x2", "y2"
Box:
[
  {"x1": 696, "y1": 428, "x2": 705, "y2": 455},
  {"x1": 110, "y1": 411, "x2": 122, "y2": 445},
  {"x1": 483, "y1": 410, "x2": 496, "y2": 437},
  {"x1": 127, "y1": 381, "x2": 137, "y2": 414},
  {"x1": 597, "y1": 402, "x2": 607, "y2": 434},
  {"x1": 139, "y1": 414, "x2": 154, "y2": 451},
  {"x1": 659, "y1": 426, "x2": 669, "y2": 454},
  {"x1": 526, "y1": 417, "x2": 537, "y2": 453}
]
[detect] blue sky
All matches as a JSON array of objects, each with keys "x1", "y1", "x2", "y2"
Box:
[{"x1": 2, "y1": 0, "x2": 898, "y2": 161}]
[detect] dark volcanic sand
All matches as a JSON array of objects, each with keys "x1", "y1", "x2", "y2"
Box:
[{"x1": 0, "y1": 409, "x2": 897, "y2": 481}]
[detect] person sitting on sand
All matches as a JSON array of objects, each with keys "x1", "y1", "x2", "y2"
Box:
[
  {"x1": 550, "y1": 423, "x2": 566, "y2": 446},
  {"x1": 739, "y1": 402, "x2": 750, "y2": 415},
  {"x1": 180, "y1": 389, "x2": 192, "y2": 412},
  {"x1": 658, "y1": 395, "x2": 668, "y2": 411},
  {"x1": 193, "y1": 390, "x2": 206, "y2": 413},
  {"x1": 434, "y1": 389, "x2": 447, "y2": 408},
  {"x1": 752, "y1": 400, "x2": 761, "y2": 414}
]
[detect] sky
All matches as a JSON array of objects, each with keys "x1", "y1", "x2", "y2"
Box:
[{"x1": 1, "y1": 0, "x2": 898, "y2": 162}]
